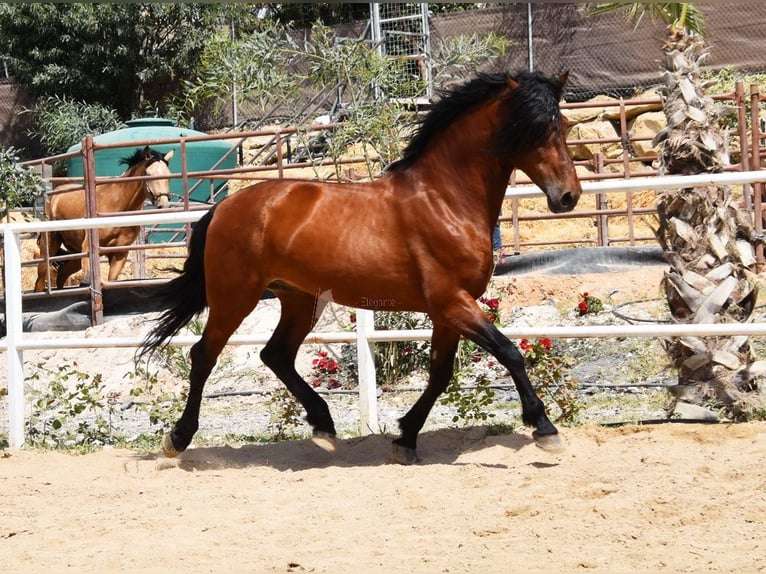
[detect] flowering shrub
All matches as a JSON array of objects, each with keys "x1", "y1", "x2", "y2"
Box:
[
  {"x1": 576, "y1": 292, "x2": 604, "y2": 316},
  {"x1": 479, "y1": 296, "x2": 501, "y2": 324},
  {"x1": 518, "y1": 337, "x2": 582, "y2": 424},
  {"x1": 310, "y1": 350, "x2": 342, "y2": 389}
]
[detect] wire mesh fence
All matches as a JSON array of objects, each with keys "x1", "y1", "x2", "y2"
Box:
[{"x1": 426, "y1": 3, "x2": 766, "y2": 101}]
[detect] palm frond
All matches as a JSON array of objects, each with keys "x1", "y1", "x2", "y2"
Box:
[{"x1": 587, "y1": 3, "x2": 707, "y2": 37}]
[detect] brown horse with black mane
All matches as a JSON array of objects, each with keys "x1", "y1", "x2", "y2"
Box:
[
  {"x1": 138, "y1": 71, "x2": 582, "y2": 464},
  {"x1": 34, "y1": 146, "x2": 174, "y2": 291}
]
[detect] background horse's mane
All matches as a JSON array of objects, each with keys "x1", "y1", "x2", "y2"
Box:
[
  {"x1": 119, "y1": 147, "x2": 165, "y2": 169},
  {"x1": 387, "y1": 71, "x2": 564, "y2": 173}
]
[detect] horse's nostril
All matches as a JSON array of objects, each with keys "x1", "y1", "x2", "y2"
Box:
[{"x1": 560, "y1": 192, "x2": 574, "y2": 210}]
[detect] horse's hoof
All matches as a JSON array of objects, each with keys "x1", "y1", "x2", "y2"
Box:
[
  {"x1": 391, "y1": 443, "x2": 419, "y2": 465},
  {"x1": 161, "y1": 433, "x2": 181, "y2": 458},
  {"x1": 311, "y1": 431, "x2": 336, "y2": 453},
  {"x1": 532, "y1": 431, "x2": 565, "y2": 453}
]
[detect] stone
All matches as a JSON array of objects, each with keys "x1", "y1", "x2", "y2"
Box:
[
  {"x1": 567, "y1": 120, "x2": 622, "y2": 161},
  {"x1": 630, "y1": 111, "x2": 667, "y2": 159}
]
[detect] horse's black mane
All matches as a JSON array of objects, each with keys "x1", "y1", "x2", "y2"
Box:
[
  {"x1": 387, "y1": 71, "x2": 564, "y2": 173},
  {"x1": 120, "y1": 147, "x2": 165, "y2": 168}
]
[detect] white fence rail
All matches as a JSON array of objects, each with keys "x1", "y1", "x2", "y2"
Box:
[{"x1": 4, "y1": 171, "x2": 766, "y2": 448}]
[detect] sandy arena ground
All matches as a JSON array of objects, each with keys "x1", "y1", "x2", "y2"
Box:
[{"x1": 1, "y1": 422, "x2": 765, "y2": 573}]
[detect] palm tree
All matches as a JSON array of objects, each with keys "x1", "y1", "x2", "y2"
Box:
[{"x1": 590, "y1": 3, "x2": 763, "y2": 419}]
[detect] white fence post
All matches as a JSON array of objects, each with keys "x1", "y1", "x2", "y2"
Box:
[
  {"x1": 3, "y1": 228, "x2": 25, "y2": 448},
  {"x1": 355, "y1": 308, "x2": 379, "y2": 435}
]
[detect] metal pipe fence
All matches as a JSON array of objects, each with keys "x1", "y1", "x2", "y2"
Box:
[{"x1": 4, "y1": 170, "x2": 766, "y2": 448}]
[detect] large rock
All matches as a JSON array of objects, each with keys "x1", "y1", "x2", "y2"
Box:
[
  {"x1": 567, "y1": 120, "x2": 622, "y2": 160},
  {"x1": 603, "y1": 88, "x2": 663, "y2": 121},
  {"x1": 562, "y1": 94, "x2": 619, "y2": 124},
  {"x1": 630, "y1": 111, "x2": 667, "y2": 159}
]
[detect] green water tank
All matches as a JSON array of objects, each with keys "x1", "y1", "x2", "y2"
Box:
[{"x1": 66, "y1": 118, "x2": 236, "y2": 205}]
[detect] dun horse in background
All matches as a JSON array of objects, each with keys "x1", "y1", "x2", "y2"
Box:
[
  {"x1": 34, "y1": 146, "x2": 174, "y2": 291},
  {"x1": 139, "y1": 71, "x2": 582, "y2": 464}
]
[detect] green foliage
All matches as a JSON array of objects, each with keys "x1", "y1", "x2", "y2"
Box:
[
  {"x1": 177, "y1": 19, "x2": 300, "y2": 122},
  {"x1": 520, "y1": 338, "x2": 583, "y2": 424},
  {"x1": 0, "y1": 4, "x2": 246, "y2": 117},
  {"x1": 431, "y1": 32, "x2": 510, "y2": 86},
  {"x1": 265, "y1": 387, "x2": 305, "y2": 440},
  {"x1": 25, "y1": 363, "x2": 119, "y2": 449},
  {"x1": 373, "y1": 312, "x2": 433, "y2": 386},
  {"x1": 22, "y1": 96, "x2": 124, "y2": 156},
  {"x1": 180, "y1": 19, "x2": 505, "y2": 174},
  {"x1": 0, "y1": 145, "x2": 45, "y2": 218},
  {"x1": 576, "y1": 292, "x2": 604, "y2": 316},
  {"x1": 125, "y1": 366, "x2": 188, "y2": 434},
  {"x1": 441, "y1": 376, "x2": 497, "y2": 425}
]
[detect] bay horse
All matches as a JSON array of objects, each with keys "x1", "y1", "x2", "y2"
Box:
[
  {"x1": 138, "y1": 71, "x2": 582, "y2": 464},
  {"x1": 34, "y1": 146, "x2": 174, "y2": 291}
]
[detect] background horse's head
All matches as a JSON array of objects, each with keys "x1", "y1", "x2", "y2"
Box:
[
  {"x1": 121, "y1": 146, "x2": 174, "y2": 209},
  {"x1": 499, "y1": 71, "x2": 581, "y2": 214}
]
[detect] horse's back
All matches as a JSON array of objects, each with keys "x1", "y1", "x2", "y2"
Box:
[{"x1": 48, "y1": 184, "x2": 86, "y2": 221}]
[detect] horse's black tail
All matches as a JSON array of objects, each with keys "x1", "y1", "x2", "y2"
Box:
[{"x1": 136, "y1": 206, "x2": 216, "y2": 362}]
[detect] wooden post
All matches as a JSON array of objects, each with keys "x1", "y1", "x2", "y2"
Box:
[{"x1": 355, "y1": 308, "x2": 379, "y2": 435}]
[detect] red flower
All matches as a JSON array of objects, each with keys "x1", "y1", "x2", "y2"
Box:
[
  {"x1": 349, "y1": 312, "x2": 356, "y2": 324},
  {"x1": 578, "y1": 301, "x2": 588, "y2": 314},
  {"x1": 311, "y1": 379, "x2": 322, "y2": 388},
  {"x1": 519, "y1": 338, "x2": 531, "y2": 352},
  {"x1": 480, "y1": 296, "x2": 500, "y2": 310},
  {"x1": 539, "y1": 338, "x2": 552, "y2": 352}
]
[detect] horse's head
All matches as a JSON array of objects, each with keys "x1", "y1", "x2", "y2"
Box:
[
  {"x1": 504, "y1": 72, "x2": 581, "y2": 214},
  {"x1": 143, "y1": 147, "x2": 174, "y2": 209}
]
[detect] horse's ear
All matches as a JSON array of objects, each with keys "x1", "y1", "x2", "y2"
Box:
[
  {"x1": 163, "y1": 149, "x2": 175, "y2": 162},
  {"x1": 143, "y1": 146, "x2": 153, "y2": 160},
  {"x1": 506, "y1": 77, "x2": 520, "y2": 90},
  {"x1": 556, "y1": 71, "x2": 570, "y2": 89}
]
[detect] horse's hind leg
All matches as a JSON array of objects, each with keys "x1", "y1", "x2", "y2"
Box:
[
  {"x1": 394, "y1": 324, "x2": 461, "y2": 464},
  {"x1": 34, "y1": 232, "x2": 52, "y2": 292},
  {"x1": 163, "y1": 289, "x2": 262, "y2": 457},
  {"x1": 260, "y1": 290, "x2": 336, "y2": 450},
  {"x1": 56, "y1": 258, "x2": 82, "y2": 288},
  {"x1": 106, "y1": 252, "x2": 129, "y2": 281},
  {"x1": 34, "y1": 231, "x2": 61, "y2": 292}
]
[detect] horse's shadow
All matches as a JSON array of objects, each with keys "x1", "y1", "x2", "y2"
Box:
[{"x1": 133, "y1": 426, "x2": 538, "y2": 472}]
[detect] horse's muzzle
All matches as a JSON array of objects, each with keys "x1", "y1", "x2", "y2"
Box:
[{"x1": 548, "y1": 190, "x2": 578, "y2": 213}]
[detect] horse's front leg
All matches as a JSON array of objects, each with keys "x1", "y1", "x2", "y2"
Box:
[
  {"x1": 394, "y1": 324, "x2": 461, "y2": 464},
  {"x1": 438, "y1": 291, "x2": 563, "y2": 452}
]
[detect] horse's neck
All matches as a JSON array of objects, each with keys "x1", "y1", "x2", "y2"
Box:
[
  {"x1": 409, "y1": 130, "x2": 512, "y2": 226},
  {"x1": 98, "y1": 166, "x2": 147, "y2": 211}
]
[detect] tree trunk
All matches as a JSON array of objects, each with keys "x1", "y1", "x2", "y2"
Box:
[{"x1": 654, "y1": 26, "x2": 765, "y2": 419}]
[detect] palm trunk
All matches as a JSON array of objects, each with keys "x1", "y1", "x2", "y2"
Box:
[{"x1": 654, "y1": 26, "x2": 765, "y2": 419}]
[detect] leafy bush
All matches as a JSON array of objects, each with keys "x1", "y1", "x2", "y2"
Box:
[
  {"x1": 22, "y1": 96, "x2": 124, "y2": 155},
  {"x1": 519, "y1": 338, "x2": 583, "y2": 424},
  {"x1": 0, "y1": 145, "x2": 44, "y2": 218},
  {"x1": 26, "y1": 364, "x2": 119, "y2": 449}
]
